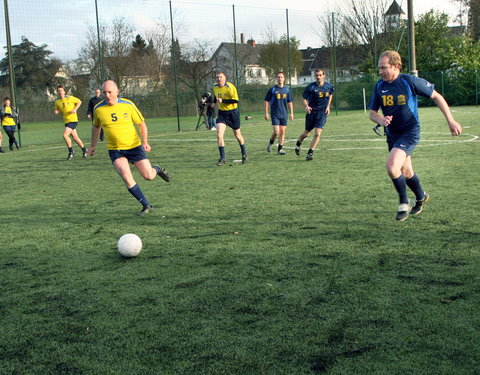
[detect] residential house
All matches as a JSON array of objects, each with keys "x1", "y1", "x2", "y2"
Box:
[
  {"x1": 298, "y1": 45, "x2": 368, "y2": 84},
  {"x1": 209, "y1": 36, "x2": 269, "y2": 85}
]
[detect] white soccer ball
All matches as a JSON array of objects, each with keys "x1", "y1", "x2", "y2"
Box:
[{"x1": 117, "y1": 233, "x2": 142, "y2": 257}]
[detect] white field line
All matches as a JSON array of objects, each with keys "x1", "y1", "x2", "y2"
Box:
[{"x1": 14, "y1": 133, "x2": 479, "y2": 153}]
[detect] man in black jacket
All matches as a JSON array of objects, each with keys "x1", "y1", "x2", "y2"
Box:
[{"x1": 87, "y1": 89, "x2": 104, "y2": 141}]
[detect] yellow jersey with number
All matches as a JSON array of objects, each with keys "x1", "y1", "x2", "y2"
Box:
[
  {"x1": 213, "y1": 82, "x2": 238, "y2": 111},
  {"x1": 55, "y1": 96, "x2": 80, "y2": 123},
  {"x1": 2, "y1": 106, "x2": 15, "y2": 126},
  {"x1": 93, "y1": 98, "x2": 144, "y2": 150}
]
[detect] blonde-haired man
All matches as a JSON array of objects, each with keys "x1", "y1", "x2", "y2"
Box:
[{"x1": 369, "y1": 50, "x2": 462, "y2": 221}]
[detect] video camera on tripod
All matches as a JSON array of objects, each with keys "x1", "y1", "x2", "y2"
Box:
[{"x1": 196, "y1": 92, "x2": 216, "y2": 130}]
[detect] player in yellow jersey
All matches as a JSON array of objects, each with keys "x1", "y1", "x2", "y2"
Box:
[
  {"x1": 87, "y1": 80, "x2": 170, "y2": 216},
  {"x1": 0, "y1": 97, "x2": 19, "y2": 152},
  {"x1": 53, "y1": 85, "x2": 87, "y2": 160},
  {"x1": 212, "y1": 72, "x2": 247, "y2": 165}
]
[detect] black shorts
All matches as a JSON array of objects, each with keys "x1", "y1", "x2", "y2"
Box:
[
  {"x1": 217, "y1": 109, "x2": 241, "y2": 130},
  {"x1": 65, "y1": 122, "x2": 78, "y2": 130},
  {"x1": 109, "y1": 145, "x2": 148, "y2": 164},
  {"x1": 305, "y1": 110, "x2": 327, "y2": 131}
]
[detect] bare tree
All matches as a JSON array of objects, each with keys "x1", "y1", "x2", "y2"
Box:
[
  {"x1": 314, "y1": 12, "x2": 349, "y2": 48},
  {"x1": 339, "y1": 0, "x2": 390, "y2": 68},
  {"x1": 76, "y1": 24, "x2": 108, "y2": 89},
  {"x1": 143, "y1": 21, "x2": 172, "y2": 89},
  {"x1": 177, "y1": 39, "x2": 217, "y2": 101},
  {"x1": 106, "y1": 17, "x2": 135, "y2": 90},
  {"x1": 76, "y1": 18, "x2": 134, "y2": 92}
]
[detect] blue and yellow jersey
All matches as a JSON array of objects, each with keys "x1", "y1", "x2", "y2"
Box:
[
  {"x1": 93, "y1": 98, "x2": 144, "y2": 150},
  {"x1": 2, "y1": 106, "x2": 15, "y2": 126},
  {"x1": 369, "y1": 74, "x2": 434, "y2": 135},
  {"x1": 302, "y1": 81, "x2": 334, "y2": 111},
  {"x1": 55, "y1": 95, "x2": 81, "y2": 124},
  {"x1": 213, "y1": 82, "x2": 238, "y2": 111},
  {"x1": 264, "y1": 85, "x2": 293, "y2": 119}
]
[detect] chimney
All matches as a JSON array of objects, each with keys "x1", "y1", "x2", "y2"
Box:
[
  {"x1": 247, "y1": 39, "x2": 256, "y2": 47},
  {"x1": 240, "y1": 33, "x2": 245, "y2": 44}
]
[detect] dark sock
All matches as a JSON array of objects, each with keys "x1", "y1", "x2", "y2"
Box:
[
  {"x1": 269, "y1": 138, "x2": 275, "y2": 145},
  {"x1": 308, "y1": 149, "x2": 313, "y2": 154},
  {"x1": 219, "y1": 146, "x2": 225, "y2": 160},
  {"x1": 406, "y1": 174, "x2": 425, "y2": 201},
  {"x1": 278, "y1": 144, "x2": 283, "y2": 151},
  {"x1": 296, "y1": 140, "x2": 302, "y2": 147},
  {"x1": 128, "y1": 184, "x2": 150, "y2": 207},
  {"x1": 240, "y1": 143, "x2": 246, "y2": 156},
  {"x1": 392, "y1": 175, "x2": 409, "y2": 204},
  {"x1": 68, "y1": 147, "x2": 73, "y2": 153},
  {"x1": 81, "y1": 146, "x2": 87, "y2": 152}
]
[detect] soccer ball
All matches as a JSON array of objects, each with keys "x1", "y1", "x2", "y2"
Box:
[
  {"x1": 245, "y1": 115, "x2": 252, "y2": 120},
  {"x1": 117, "y1": 233, "x2": 142, "y2": 257}
]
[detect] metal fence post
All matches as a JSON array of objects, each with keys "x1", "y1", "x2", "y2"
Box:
[
  {"x1": 286, "y1": 9, "x2": 291, "y2": 87},
  {"x1": 332, "y1": 12, "x2": 338, "y2": 115},
  {"x1": 169, "y1": 1, "x2": 181, "y2": 131},
  {"x1": 94, "y1": 0, "x2": 105, "y2": 82},
  {"x1": 3, "y1": 0, "x2": 20, "y2": 146},
  {"x1": 232, "y1": 5, "x2": 238, "y2": 86}
]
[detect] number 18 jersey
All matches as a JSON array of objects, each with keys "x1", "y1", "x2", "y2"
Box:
[{"x1": 369, "y1": 74, "x2": 434, "y2": 135}]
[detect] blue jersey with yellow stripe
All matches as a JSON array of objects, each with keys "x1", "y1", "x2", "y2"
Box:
[
  {"x1": 264, "y1": 85, "x2": 293, "y2": 119},
  {"x1": 369, "y1": 74, "x2": 434, "y2": 135},
  {"x1": 302, "y1": 81, "x2": 334, "y2": 111}
]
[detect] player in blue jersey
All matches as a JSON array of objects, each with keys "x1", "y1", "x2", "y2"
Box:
[
  {"x1": 265, "y1": 72, "x2": 294, "y2": 155},
  {"x1": 294, "y1": 69, "x2": 334, "y2": 161},
  {"x1": 369, "y1": 50, "x2": 462, "y2": 221}
]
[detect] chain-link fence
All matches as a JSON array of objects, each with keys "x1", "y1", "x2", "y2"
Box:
[{"x1": 0, "y1": 1, "x2": 477, "y2": 129}]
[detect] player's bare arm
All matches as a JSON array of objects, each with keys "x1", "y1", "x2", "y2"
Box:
[
  {"x1": 369, "y1": 109, "x2": 392, "y2": 127},
  {"x1": 71, "y1": 101, "x2": 82, "y2": 114},
  {"x1": 264, "y1": 101, "x2": 270, "y2": 121},
  {"x1": 430, "y1": 90, "x2": 462, "y2": 136},
  {"x1": 325, "y1": 95, "x2": 333, "y2": 115},
  {"x1": 303, "y1": 99, "x2": 311, "y2": 114},
  {"x1": 137, "y1": 121, "x2": 151, "y2": 152},
  {"x1": 87, "y1": 125, "x2": 101, "y2": 156}
]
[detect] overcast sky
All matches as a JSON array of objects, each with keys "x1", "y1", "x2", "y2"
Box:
[{"x1": 0, "y1": 0, "x2": 464, "y2": 61}]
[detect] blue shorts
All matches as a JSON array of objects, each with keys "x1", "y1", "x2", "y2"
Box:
[
  {"x1": 387, "y1": 133, "x2": 420, "y2": 156},
  {"x1": 305, "y1": 110, "x2": 327, "y2": 131},
  {"x1": 65, "y1": 122, "x2": 78, "y2": 130},
  {"x1": 272, "y1": 117, "x2": 287, "y2": 126},
  {"x1": 109, "y1": 145, "x2": 148, "y2": 164},
  {"x1": 3, "y1": 125, "x2": 16, "y2": 132},
  {"x1": 217, "y1": 109, "x2": 240, "y2": 130}
]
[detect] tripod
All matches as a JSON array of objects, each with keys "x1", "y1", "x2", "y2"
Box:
[{"x1": 195, "y1": 111, "x2": 208, "y2": 130}]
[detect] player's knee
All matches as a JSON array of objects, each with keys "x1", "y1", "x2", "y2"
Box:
[
  {"x1": 402, "y1": 169, "x2": 414, "y2": 179},
  {"x1": 386, "y1": 164, "x2": 400, "y2": 179}
]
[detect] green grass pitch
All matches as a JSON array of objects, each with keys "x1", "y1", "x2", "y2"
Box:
[{"x1": 1, "y1": 107, "x2": 479, "y2": 374}]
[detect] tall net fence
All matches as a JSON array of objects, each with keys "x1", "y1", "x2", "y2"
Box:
[{"x1": 0, "y1": 1, "x2": 478, "y2": 128}]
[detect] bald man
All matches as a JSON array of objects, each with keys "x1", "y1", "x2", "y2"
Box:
[{"x1": 88, "y1": 80, "x2": 170, "y2": 216}]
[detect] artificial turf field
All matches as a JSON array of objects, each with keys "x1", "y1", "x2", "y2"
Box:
[{"x1": 1, "y1": 107, "x2": 479, "y2": 374}]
